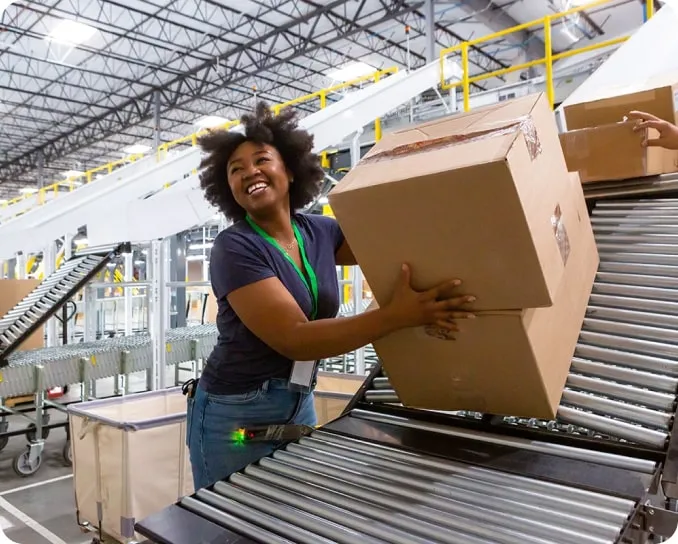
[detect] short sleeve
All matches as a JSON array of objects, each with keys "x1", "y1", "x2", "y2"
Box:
[
  {"x1": 309, "y1": 214, "x2": 345, "y2": 252},
  {"x1": 209, "y1": 231, "x2": 276, "y2": 299}
]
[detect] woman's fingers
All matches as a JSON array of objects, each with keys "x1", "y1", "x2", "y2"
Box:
[
  {"x1": 628, "y1": 110, "x2": 660, "y2": 122},
  {"x1": 422, "y1": 278, "x2": 463, "y2": 301},
  {"x1": 633, "y1": 119, "x2": 665, "y2": 132},
  {"x1": 432, "y1": 295, "x2": 476, "y2": 309},
  {"x1": 435, "y1": 310, "x2": 476, "y2": 321}
]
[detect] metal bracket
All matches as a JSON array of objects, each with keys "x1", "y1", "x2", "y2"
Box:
[{"x1": 640, "y1": 504, "x2": 678, "y2": 538}]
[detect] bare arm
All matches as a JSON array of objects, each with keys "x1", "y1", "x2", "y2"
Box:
[{"x1": 228, "y1": 266, "x2": 473, "y2": 361}]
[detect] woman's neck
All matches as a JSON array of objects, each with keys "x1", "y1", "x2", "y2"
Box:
[{"x1": 247, "y1": 207, "x2": 295, "y2": 242}]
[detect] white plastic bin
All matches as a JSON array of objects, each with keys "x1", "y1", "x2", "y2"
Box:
[{"x1": 68, "y1": 387, "x2": 194, "y2": 543}]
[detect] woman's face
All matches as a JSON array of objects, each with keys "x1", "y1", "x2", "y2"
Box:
[{"x1": 227, "y1": 141, "x2": 291, "y2": 217}]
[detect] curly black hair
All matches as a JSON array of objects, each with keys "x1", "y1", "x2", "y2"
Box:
[{"x1": 197, "y1": 101, "x2": 325, "y2": 222}]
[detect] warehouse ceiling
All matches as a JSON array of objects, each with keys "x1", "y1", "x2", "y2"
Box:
[{"x1": 0, "y1": 0, "x2": 647, "y2": 199}]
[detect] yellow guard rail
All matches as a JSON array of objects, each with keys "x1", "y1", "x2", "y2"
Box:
[
  {"x1": 439, "y1": 0, "x2": 653, "y2": 112},
  {"x1": 2, "y1": 67, "x2": 398, "y2": 216}
]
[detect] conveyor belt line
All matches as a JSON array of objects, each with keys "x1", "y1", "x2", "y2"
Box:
[
  {"x1": 192, "y1": 489, "x2": 334, "y2": 544},
  {"x1": 350, "y1": 409, "x2": 657, "y2": 473},
  {"x1": 180, "y1": 496, "x2": 293, "y2": 544},
  {"x1": 211, "y1": 482, "x2": 385, "y2": 544}
]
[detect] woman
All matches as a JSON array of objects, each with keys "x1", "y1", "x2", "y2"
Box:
[
  {"x1": 629, "y1": 110, "x2": 678, "y2": 149},
  {"x1": 185, "y1": 102, "x2": 476, "y2": 490}
]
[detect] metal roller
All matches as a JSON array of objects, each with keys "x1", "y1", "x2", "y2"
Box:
[
  {"x1": 598, "y1": 261, "x2": 678, "y2": 277},
  {"x1": 226, "y1": 473, "x2": 433, "y2": 544},
  {"x1": 249, "y1": 459, "x2": 612, "y2": 544},
  {"x1": 574, "y1": 344, "x2": 678, "y2": 376},
  {"x1": 592, "y1": 282, "x2": 678, "y2": 302},
  {"x1": 596, "y1": 272, "x2": 678, "y2": 290},
  {"x1": 582, "y1": 318, "x2": 678, "y2": 345},
  {"x1": 596, "y1": 242, "x2": 678, "y2": 254},
  {"x1": 365, "y1": 389, "x2": 399, "y2": 403},
  {"x1": 211, "y1": 481, "x2": 385, "y2": 544},
  {"x1": 586, "y1": 306, "x2": 678, "y2": 330},
  {"x1": 306, "y1": 431, "x2": 635, "y2": 511},
  {"x1": 557, "y1": 406, "x2": 668, "y2": 449},
  {"x1": 268, "y1": 448, "x2": 624, "y2": 544},
  {"x1": 180, "y1": 496, "x2": 293, "y2": 544},
  {"x1": 570, "y1": 358, "x2": 678, "y2": 394},
  {"x1": 578, "y1": 331, "x2": 677, "y2": 361},
  {"x1": 595, "y1": 252, "x2": 678, "y2": 266},
  {"x1": 561, "y1": 390, "x2": 672, "y2": 430},
  {"x1": 566, "y1": 373, "x2": 676, "y2": 411},
  {"x1": 191, "y1": 489, "x2": 335, "y2": 544}
]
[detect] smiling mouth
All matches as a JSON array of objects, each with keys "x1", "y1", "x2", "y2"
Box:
[{"x1": 246, "y1": 182, "x2": 268, "y2": 196}]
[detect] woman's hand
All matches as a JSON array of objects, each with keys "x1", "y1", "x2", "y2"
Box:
[
  {"x1": 628, "y1": 111, "x2": 678, "y2": 150},
  {"x1": 383, "y1": 263, "x2": 475, "y2": 334}
]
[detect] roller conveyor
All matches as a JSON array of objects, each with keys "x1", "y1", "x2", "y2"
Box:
[
  {"x1": 0, "y1": 243, "x2": 131, "y2": 367},
  {"x1": 136, "y1": 192, "x2": 678, "y2": 543}
]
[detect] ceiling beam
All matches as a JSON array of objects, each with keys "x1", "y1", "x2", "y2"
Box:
[{"x1": 454, "y1": 0, "x2": 547, "y2": 61}]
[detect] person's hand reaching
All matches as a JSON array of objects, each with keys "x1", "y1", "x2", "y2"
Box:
[
  {"x1": 383, "y1": 263, "x2": 475, "y2": 339},
  {"x1": 628, "y1": 111, "x2": 678, "y2": 150}
]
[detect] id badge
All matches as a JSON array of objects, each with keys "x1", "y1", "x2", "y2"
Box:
[{"x1": 289, "y1": 360, "x2": 317, "y2": 393}]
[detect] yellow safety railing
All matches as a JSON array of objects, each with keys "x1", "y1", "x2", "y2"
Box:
[
  {"x1": 2, "y1": 67, "x2": 397, "y2": 218},
  {"x1": 440, "y1": 0, "x2": 652, "y2": 112}
]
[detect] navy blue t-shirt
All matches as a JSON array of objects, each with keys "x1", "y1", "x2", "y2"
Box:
[{"x1": 199, "y1": 212, "x2": 345, "y2": 394}]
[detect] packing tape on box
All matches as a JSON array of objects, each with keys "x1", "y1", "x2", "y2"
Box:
[{"x1": 362, "y1": 115, "x2": 542, "y2": 164}]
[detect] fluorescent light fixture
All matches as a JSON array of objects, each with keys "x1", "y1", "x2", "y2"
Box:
[
  {"x1": 195, "y1": 116, "x2": 230, "y2": 129},
  {"x1": 74, "y1": 238, "x2": 89, "y2": 245},
  {"x1": 318, "y1": 196, "x2": 329, "y2": 205},
  {"x1": 122, "y1": 144, "x2": 152, "y2": 154},
  {"x1": 62, "y1": 170, "x2": 84, "y2": 178},
  {"x1": 60, "y1": 180, "x2": 83, "y2": 187},
  {"x1": 186, "y1": 255, "x2": 207, "y2": 261},
  {"x1": 47, "y1": 19, "x2": 97, "y2": 46},
  {"x1": 326, "y1": 61, "x2": 377, "y2": 82},
  {"x1": 0, "y1": 199, "x2": 7, "y2": 204},
  {"x1": 19, "y1": 187, "x2": 37, "y2": 194}
]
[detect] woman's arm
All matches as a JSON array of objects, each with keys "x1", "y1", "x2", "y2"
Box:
[{"x1": 228, "y1": 265, "x2": 474, "y2": 362}]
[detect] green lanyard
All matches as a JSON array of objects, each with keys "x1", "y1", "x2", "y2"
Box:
[{"x1": 245, "y1": 216, "x2": 319, "y2": 320}]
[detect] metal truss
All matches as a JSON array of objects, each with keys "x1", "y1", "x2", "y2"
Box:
[{"x1": 0, "y1": 0, "x2": 624, "y2": 197}]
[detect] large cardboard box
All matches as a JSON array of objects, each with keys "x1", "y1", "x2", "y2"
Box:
[
  {"x1": 563, "y1": 76, "x2": 678, "y2": 131},
  {"x1": 329, "y1": 93, "x2": 573, "y2": 311},
  {"x1": 0, "y1": 279, "x2": 44, "y2": 351},
  {"x1": 371, "y1": 173, "x2": 598, "y2": 419},
  {"x1": 559, "y1": 122, "x2": 670, "y2": 183}
]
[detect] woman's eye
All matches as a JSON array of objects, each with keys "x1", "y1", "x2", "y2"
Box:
[{"x1": 256, "y1": 157, "x2": 269, "y2": 164}]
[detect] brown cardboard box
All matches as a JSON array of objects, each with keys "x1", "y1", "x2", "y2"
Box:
[
  {"x1": 0, "y1": 279, "x2": 44, "y2": 352},
  {"x1": 563, "y1": 79, "x2": 678, "y2": 131},
  {"x1": 329, "y1": 93, "x2": 573, "y2": 311},
  {"x1": 559, "y1": 122, "x2": 668, "y2": 183},
  {"x1": 370, "y1": 173, "x2": 598, "y2": 419}
]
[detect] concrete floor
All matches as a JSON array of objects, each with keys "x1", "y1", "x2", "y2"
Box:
[{"x1": 0, "y1": 370, "x2": 192, "y2": 544}]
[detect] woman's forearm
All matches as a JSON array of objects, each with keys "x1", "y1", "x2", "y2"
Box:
[{"x1": 280, "y1": 307, "x2": 400, "y2": 361}]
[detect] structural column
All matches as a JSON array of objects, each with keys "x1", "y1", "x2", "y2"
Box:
[
  {"x1": 149, "y1": 238, "x2": 170, "y2": 390},
  {"x1": 170, "y1": 233, "x2": 187, "y2": 328},
  {"x1": 425, "y1": 0, "x2": 435, "y2": 63}
]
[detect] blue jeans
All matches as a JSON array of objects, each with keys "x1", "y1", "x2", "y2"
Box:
[{"x1": 186, "y1": 378, "x2": 316, "y2": 490}]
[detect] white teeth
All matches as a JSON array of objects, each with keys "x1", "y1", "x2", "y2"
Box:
[{"x1": 247, "y1": 182, "x2": 267, "y2": 195}]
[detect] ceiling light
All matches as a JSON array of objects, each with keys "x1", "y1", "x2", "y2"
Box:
[
  {"x1": 194, "y1": 116, "x2": 230, "y2": 129},
  {"x1": 189, "y1": 242, "x2": 213, "y2": 251},
  {"x1": 122, "y1": 144, "x2": 152, "y2": 154},
  {"x1": 62, "y1": 170, "x2": 84, "y2": 178},
  {"x1": 0, "y1": 199, "x2": 7, "y2": 204},
  {"x1": 318, "y1": 196, "x2": 329, "y2": 205},
  {"x1": 47, "y1": 19, "x2": 97, "y2": 46},
  {"x1": 186, "y1": 255, "x2": 207, "y2": 261},
  {"x1": 19, "y1": 187, "x2": 37, "y2": 194},
  {"x1": 326, "y1": 61, "x2": 377, "y2": 83}
]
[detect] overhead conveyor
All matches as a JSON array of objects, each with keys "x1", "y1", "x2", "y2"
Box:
[{"x1": 136, "y1": 175, "x2": 678, "y2": 544}]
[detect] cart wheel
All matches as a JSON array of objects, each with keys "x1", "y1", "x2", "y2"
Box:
[
  {"x1": 0, "y1": 435, "x2": 8, "y2": 452},
  {"x1": 13, "y1": 449, "x2": 42, "y2": 477},
  {"x1": 25, "y1": 423, "x2": 50, "y2": 442},
  {"x1": 62, "y1": 440, "x2": 72, "y2": 466}
]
